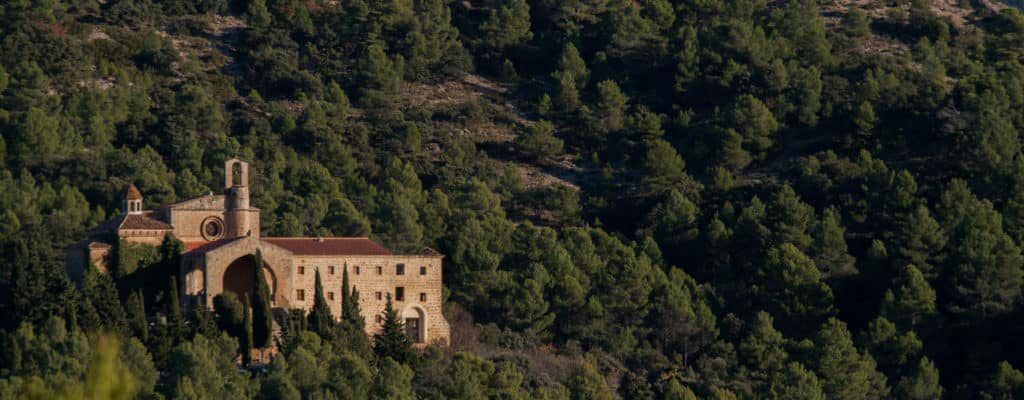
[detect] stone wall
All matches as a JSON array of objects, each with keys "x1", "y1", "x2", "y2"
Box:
[{"x1": 288, "y1": 254, "x2": 449, "y2": 346}]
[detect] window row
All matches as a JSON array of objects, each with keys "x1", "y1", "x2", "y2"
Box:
[
  {"x1": 296, "y1": 264, "x2": 430, "y2": 276},
  {"x1": 295, "y1": 288, "x2": 427, "y2": 303}
]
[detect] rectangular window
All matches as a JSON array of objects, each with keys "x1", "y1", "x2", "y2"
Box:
[
  {"x1": 376, "y1": 291, "x2": 382, "y2": 300},
  {"x1": 376, "y1": 266, "x2": 382, "y2": 275},
  {"x1": 420, "y1": 266, "x2": 427, "y2": 275},
  {"x1": 395, "y1": 287, "x2": 405, "y2": 301},
  {"x1": 328, "y1": 292, "x2": 335, "y2": 301},
  {"x1": 355, "y1": 266, "x2": 361, "y2": 274},
  {"x1": 298, "y1": 266, "x2": 305, "y2": 275},
  {"x1": 420, "y1": 293, "x2": 426, "y2": 302},
  {"x1": 329, "y1": 265, "x2": 335, "y2": 275},
  {"x1": 296, "y1": 289, "x2": 305, "y2": 301},
  {"x1": 376, "y1": 315, "x2": 383, "y2": 324},
  {"x1": 396, "y1": 264, "x2": 405, "y2": 275}
]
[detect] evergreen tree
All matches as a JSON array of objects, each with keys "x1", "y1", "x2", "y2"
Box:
[
  {"x1": 167, "y1": 276, "x2": 184, "y2": 338},
  {"x1": 372, "y1": 357, "x2": 416, "y2": 400},
  {"x1": 373, "y1": 294, "x2": 413, "y2": 364},
  {"x1": 893, "y1": 205, "x2": 945, "y2": 278},
  {"x1": 769, "y1": 362, "x2": 826, "y2": 400},
  {"x1": 252, "y1": 251, "x2": 273, "y2": 349},
  {"x1": 739, "y1": 311, "x2": 789, "y2": 389},
  {"x1": 809, "y1": 318, "x2": 884, "y2": 400},
  {"x1": 812, "y1": 207, "x2": 857, "y2": 280},
  {"x1": 126, "y1": 290, "x2": 148, "y2": 342},
  {"x1": 725, "y1": 95, "x2": 778, "y2": 161},
  {"x1": 516, "y1": 120, "x2": 563, "y2": 159},
  {"x1": 241, "y1": 295, "x2": 253, "y2": 366},
  {"x1": 761, "y1": 244, "x2": 834, "y2": 331},
  {"x1": 881, "y1": 265, "x2": 937, "y2": 331},
  {"x1": 566, "y1": 361, "x2": 613, "y2": 400},
  {"x1": 307, "y1": 269, "x2": 334, "y2": 341},
  {"x1": 83, "y1": 259, "x2": 129, "y2": 337},
  {"x1": 594, "y1": 80, "x2": 629, "y2": 133},
  {"x1": 894, "y1": 357, "x2": 943, "y2": 400}
]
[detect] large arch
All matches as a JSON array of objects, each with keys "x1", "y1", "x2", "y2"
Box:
[
  {"x1": 402, "y1": 305, "x2": 427, "y2": 344},
  {"x1": 222, "y1": 254, "x2": 277, "y2": 304}
]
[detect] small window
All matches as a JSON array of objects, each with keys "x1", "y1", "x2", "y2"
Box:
[
  {"x1": 376, "y1": 291, "x2": 382, "y2": 300},
  {"x1": 376, "y1": 266, "x2": 382, "y2": 275},
  {"x1": 328, "y1": 292, "x2": 335, "y2": 301},
  {"x1": 296, "y1": 289, "x2": 305, "y2": 301},
  {"x1": 420, "y1": 266, "x2": 427, "y2": 275},
  {"x1": 395, "y1": 287, "x2": 405, "y2": 301},
  {"x1": 420, "y1": 293, "x2": 426, "y2": 302},
  {"x1": 298, "y1": 266, "x2": 305, "y2": 275},
  {"x1": 355, "y1": 266, "x2": 361, "y2": 274},
  {"x1": 396, "y1": 264, "x2": 405, "y2": 275},
  {"x1": 329, "y1": 265, "x2": 335, "y2": 275},
  {"x1": 376, "y1": 315, "x2": 383, "y2": 324}
]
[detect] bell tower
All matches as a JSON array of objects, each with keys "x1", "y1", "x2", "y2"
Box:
[
  {"x1": 225, "y1": 158, "x2": 252, "y2": 238},
  {"x1": 124, "y1": 184, "x2": 143, "y2": 215}
]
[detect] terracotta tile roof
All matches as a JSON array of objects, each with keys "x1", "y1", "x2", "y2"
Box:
[
  {"x1": 120, "y1": 214, "x2": 174, "y2": 230},
  {"x1": 184, "y1": 237, "x2": 245, "y2": 255},
  {"x1": 126, "y1": 184, "x2": 143, "y2": 200},
  {"x1": 261, "y1": 237, "x2": 392, "y2": 256}
]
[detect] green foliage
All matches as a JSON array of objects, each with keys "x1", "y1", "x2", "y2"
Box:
[
  {"x1": 373, "y1": 294, "x2": 413, "y2": 364},
  {"x1": 516, "y1": 120, "x2": 564, "y2": 159},
  {"x1": 252, "y1": 250, "x2": 272, "y2": 349},
  {"x1": 307, "y1": 269, "x2": 334, "y2": 341}
]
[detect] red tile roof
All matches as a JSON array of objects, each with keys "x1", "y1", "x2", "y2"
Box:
[
  {"x1": 126, "y1": 184, "x2": 143, "y2": 200},
  {"x1": 261, "y1": 237, "x2": 392, "y2": 256},
  {"x1": 183, "y1": 237, "x2": 245, "y2": 255},
  {"x1": 120, "y1": 214, "x2": 174, "y2": 230}
]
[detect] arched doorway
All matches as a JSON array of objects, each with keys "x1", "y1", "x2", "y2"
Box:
[
  {"x1": 402, "y1": 305, "x2": 427, "y2": 344},
  {"x1": 222, "y1": 254, "x2": 276, "y2": 304}
]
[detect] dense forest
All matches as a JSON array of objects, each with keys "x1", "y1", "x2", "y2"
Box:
[{"x1": 5, "y1": 0, "x2": 1024, "y2": 398}]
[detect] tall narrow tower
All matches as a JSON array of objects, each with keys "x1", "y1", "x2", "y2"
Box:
[{"x1": 225, "y1": 158, "x2": 252, "y2": 238}]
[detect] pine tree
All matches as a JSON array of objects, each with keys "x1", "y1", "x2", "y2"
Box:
[
  {"x1": 307, "y1": 268, "x2": 334, "y2": 340},
  {"x1": 812, "y1": 207, "x2": 857, "y2": 280},
  {"x1": 373, "y1": 293, "x2": 413, "y2": 364},
  {"x1": 556, "y1": 43, "x2": 589, "y2": 89},
  {"x1": 895, "y1": 357, "x2": 943, "y2": 400},
  {"x1": 761, "y1": 244, "x2": 834, "y2": 332},
  {"x1": 252, "y1": 250, "x2": 273, "y2": 349},
  {"x1": 769, "y1": 362, "x2": 826, "y2": 400},
  {"x1": 809, "y1": 318, "x2": 883, "y2": 400},
  {"x1": 594, "y1": 80, "x2": 628, "y2": 133},
  {"x1": 739, "y1": 311, "x2": 789, "y2": 389},
  {"x1": 566, "y1": 361, "x2": 613, "y2": 400},
  {"x1": 893, "y1": 205, "x2": 945, "y2": 278},
  {"x1": 881, "y1": 265, "x2": 937, "y2": 331},
  {"x1": 515, "y1": 120, "x2": 563, "y2": 159}
]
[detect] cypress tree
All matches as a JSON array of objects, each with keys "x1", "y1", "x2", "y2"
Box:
[
  {"x1": 241, "y1": 294, "x2": 253, "y2": 366},
  {"x1": 373, "y1": 293, "x2": 413, "y2": 364},
  {"x1": 127, "y1": 289, "x2": 148, "y2": 342},
  {"x1": 307, "y1": 268, "x2": 334, "y2": 340},
  {"x1": 252, "y1": 250, "x2": 273, "y2": 349},
  {"x1": 341, "y1": 265, "x2": 363, "y2": 329},
  {"x1": 168, "y1": 276, "x2": 182, "y2": 328}
]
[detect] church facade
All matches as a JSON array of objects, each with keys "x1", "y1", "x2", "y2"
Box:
[{"x1": 67, "y1": 158, "x2": 450, "y2": 345}]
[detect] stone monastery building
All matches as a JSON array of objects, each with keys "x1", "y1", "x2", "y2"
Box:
[{"x1": 67, "y1": 158, "x2": 450, "y2": 345}]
